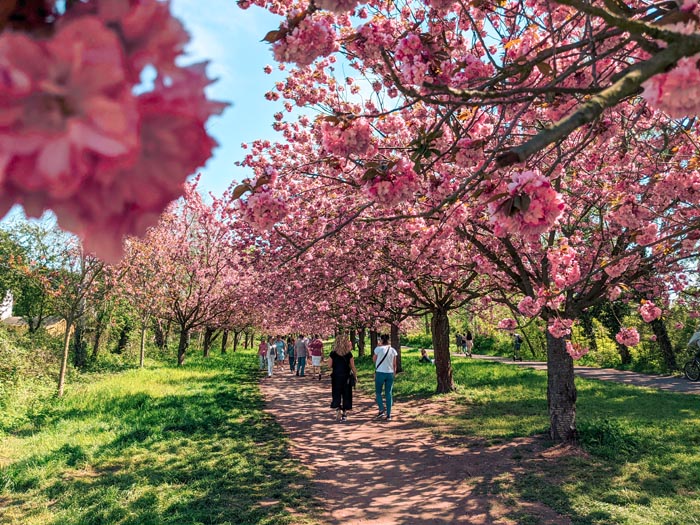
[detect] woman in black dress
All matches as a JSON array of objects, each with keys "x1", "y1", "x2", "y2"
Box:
[{"x1": 328, "y1": 334, "x2": 358, "y2": 422}]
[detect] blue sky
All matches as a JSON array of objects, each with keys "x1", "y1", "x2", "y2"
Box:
[{"x1": 170, "y1": 0, "x2": 289, "y2": 198}]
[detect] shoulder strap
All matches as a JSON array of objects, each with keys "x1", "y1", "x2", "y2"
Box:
[{"x1": 375, "y1": 346, "x2": 392, "y2": 370}]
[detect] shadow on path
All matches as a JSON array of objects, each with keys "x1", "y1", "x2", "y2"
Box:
[{"x1": 260, "y1": 369, "x2": 570, "y2": 525}]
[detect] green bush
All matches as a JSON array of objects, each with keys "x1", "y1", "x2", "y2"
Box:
[
  {"x1": 578, "y1": 418, "x2": 644, "y2": 460},
  {"x1": 401, "y1": 332, "x2": 434, "y2": 348}
]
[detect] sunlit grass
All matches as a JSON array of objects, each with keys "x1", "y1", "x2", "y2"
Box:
[{"x1": 0, "y1": 352, "x2": 318, "y2": 525}]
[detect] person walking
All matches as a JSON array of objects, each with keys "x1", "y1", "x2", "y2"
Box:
[
  {"x1": 266, "y1": 338, "x2": 277, "y2": 377},
  {"x1": 309, "y1": 334, "x2": 324, "y2": 380},
  {"x1": 464, "y1": 330, "x2": 473, "y2": 357},
  {"x1": 275, "y1": 336, "x2": 285, "y2": 368},
  {"x1": 373, "y1": 334, "x2": 398, "y2": 421},
  {"x1": 258, "y1": 338, "x2": 268, "y2": 371},
  {"x1": 294, "y1": 335, "x2": 308, "y2": 377},
  {"x1": 287, "y1": 336, "x2": 296, "y2": 373},
  {"x1": 328, "y1": 334, "x2": 357, "y2": 422}
]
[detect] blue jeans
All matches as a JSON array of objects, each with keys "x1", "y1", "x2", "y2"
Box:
[
  {"x1": 375, "y1": 372, "x2": 395, "y2": 417},
  {"x1": 289, "y1": 352, "x2": 296, "y2": 372},
  {"x1": 297, "y1": 356, "x2": 307, "y2": 376}
]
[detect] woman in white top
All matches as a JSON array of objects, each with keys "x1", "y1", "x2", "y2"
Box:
[{"x1": 373, "y1": 334, "x2": 398, "y2": 421}]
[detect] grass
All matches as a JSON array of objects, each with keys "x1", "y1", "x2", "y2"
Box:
[
  {"x1": 356, "y1": 346, "x2": 700, "y2": 525},
  {"x1": 0, "y1": 352, "x2": 318, "y2": 525}
]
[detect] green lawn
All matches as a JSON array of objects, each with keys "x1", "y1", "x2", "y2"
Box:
[
  {"x1": 356, "y1": 348, "x2": 700, "y2": 525},
  {"x1": 0, "y1": 352, "x2": 318, "y2": 525}
]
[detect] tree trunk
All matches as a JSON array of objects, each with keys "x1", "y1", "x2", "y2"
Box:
[
  {"x1": 153, "y1": 319, "x2": 166, "y2": 350},
  {"x1": 203, "y1": 326, "x2": 215, "y2": 358},
  {"x1": 350, "y1": 328, "x2": 357, "y2": 353},
  {"x1": 72, "y1": 321, "x2": 88, "y2": 369},
  {"x1": 57, "y1": 317, "x2": 74, "y2": 398},
  {"x1": 650, "y1": 318, "x2": 677, "y2": 371},
  {"x1": 91, "y1": 311, "x2": 107, "y2": 360},
  {"x1": 234, "y1": 330, "x2": 242, "y2": 352},
  {"x1": 221, "y1": 330, "x2": 229, "y2": 354},
  {"x1": 390, "y1": 322, "x2": 402, "y2": 373},
  {"x1": 431, "y1": 307, "x2": 454, "y2": 393},
  {"x1": 177, "y1": 329, "x2": 189, "y2": 366},
  {"x1": 580, "y1": 312, "x2": 599, "y2": 353},
  {"x1": 139, "y1": 323, "x2": 147, "y2": 368},
  {"x1": 358, "y1": 327, "x2": 366, "y2": 357},
  {"x1": 546, "y1": 332, "x2": 577, "y2": 442},
  {"x1": 370, "y1": 330, "x2": 378, "y2": 353}
]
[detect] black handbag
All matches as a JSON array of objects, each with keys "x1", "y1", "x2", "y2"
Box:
[{"x1": 348, "y1": 372, "x2": 356, "y2": 388}]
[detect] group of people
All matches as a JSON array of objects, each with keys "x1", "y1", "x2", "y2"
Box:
[
  {"x1": 258, "y1": 333, "x2": 399, "y2": 424},
  {"x1": 258, "y1": 335, "x2": 324, "y2": 378},
  {"x1": 455, "y1": 331, "x2": 474, "y2": 357}
]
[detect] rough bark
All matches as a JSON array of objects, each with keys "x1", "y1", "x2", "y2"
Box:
[
  {"x1": 358, "y1": 327, "x2": 366, "y2": 357},
  {"x1": 57, "y1": 316, "x2": 74, "y2": 398},
  {"x1": 370, "y1": 330, "x2": 378, "y2": 353},
  {"x1": 650, "y1": 318, "x2": 677, "y2": 371},
  {"x1": 431, "y1": 307, "x2": 454, "y2": 393},
  {"x1": 177, "y1": 329, "x2": 189, "y2": 366},
  {"x1": 546, "y1": 332, "x2": 577, "y2": 442},
  {"x1": 390, "y1": 323, "x2": 402, "y2": 373},
  {"x1": 221, "y1": 330, "x2": 228, "y2": 354}
]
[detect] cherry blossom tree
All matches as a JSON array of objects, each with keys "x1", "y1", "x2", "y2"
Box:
[{"x1": 0, "y1": 0, "x2": 226, "y2": 262}]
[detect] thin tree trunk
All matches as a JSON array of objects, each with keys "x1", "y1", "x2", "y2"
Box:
[
  {"x1": 431, "y1": 307, "x2": 454, "y2": 393},
  {"x1": 91, "y1": 312, "x2": 107, "y2": 360},
  {"x1": 350, "y1": 328, "x2": 357, "y2": 353},
  {"x1": 580, "y1": 312, "x2": 599, "y2": 353},
  {"x1": 139, "y1": 323, "x2": 147, "y2": 368},
  {"x1": 234, "y1": 330, "x2": 242, "y2": 352},
  {"x1": 221, "y1": 330, "x2": 229, "y2": 354},
  {"x1": 358, "y1": 327, "x2": 366, "y2": 357},
  {"x1": 546, "y1": 332, "x2": 577, "y2": 442},
  {"x1": 57, "y1": 317, "x2": 74, "y2": 398},
  {"x1": 390, "y1": 322, "x2": 402, "y2": 373},
  {"x1": 72, "y1": 321, "x2": 87, "y2": 369},
  {"x1": 203, "y1": 327, "x2": 215, "y2": 358},
  {"x1": 650, "y1": 318, "x2": 677, "y2": 371},
  {"x1": 370, "y1": 330, "x2": 378, "y2": 353},
  {"x1": 177, "y1": 328, "x2": 189, "y2": 366}
]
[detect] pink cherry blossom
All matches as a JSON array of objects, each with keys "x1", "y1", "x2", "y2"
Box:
[
  {"x1": 517, "y1": 296, "x2": 542, "y2": 317},
  {"x1": 498, "y1": 318, "x2": 517, "y2": 330},
  {"x1": 363, "y1": 158, "x2": 418, "y2": 205},
  {"x1": 315, "y1": 0, "x2": 361, "y2": 13},
  {"x1": 237, "y1": 189, "x2": 288, "y2": 231},
  {"x1": 639, "y1": 301, "x2": 662, "y2": 323},
  {"x1": 489, "y1": 170, "x2": 565, "y2": 240},
  {"x1": 273, "y1": 11, "x2": 338, "y2": 67},
  {"x1": 566, "y1": 341, "x2": 589, "y2": 360},
  {"x1": 642, "y1": 54, "x2": 700, "y2": 118},
  {"x1": 616, "y1": 327, "x2": 641, "y2": 347},
  {"x1": 320, "y1": 117, "x2": 375, "y2": 157},
  {"x1": 548, "y1": 318, "x2": 573, "y2": 338}
]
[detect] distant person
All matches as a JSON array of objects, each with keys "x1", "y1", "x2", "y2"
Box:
[
  {"x1": 258, "y1": 338, "x2": 268, "y2": 370},
  {"x1": 513, "y1": 333, "x2": 523, "y2": 361},
  {"x1": 287, "y1": 336, "x2": 296, "y2": 373},
  {"x1": 294, "y1": 335, "x2": 308, "y2": 377},
  {"x1": 266, "y1": 338, "x2": 277, "y2": 377},
  {"x1": 456, "y1": 333, "x2": 463, "y2": 350},
  {"x1": 464, "y1": 330, "x2": 473, "y2": 357},
  {"x1": 309, "y1": 335, "x2": 324, "y2": 380},
  {"x1": 373, "y1": 334, "x2": 398, "y2": 421},
  {"x1": 419, "y1": 349, "x2": 431, "y2": 364},
  {"x1": 275, "y1": 336, "x2": 285, "y2": 368},
  {"x1": 328, "y1": 334, "x2": 357, "y2": 422}
]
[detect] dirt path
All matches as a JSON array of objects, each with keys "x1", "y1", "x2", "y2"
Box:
[
  {"x1": 260, "y1": 369, "x2": 571, "y2": 525},
  {"x1": 470, "y1": 354, "x2": 700, "y2": 394}
]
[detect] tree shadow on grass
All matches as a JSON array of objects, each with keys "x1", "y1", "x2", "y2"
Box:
[{"x1": 1, "y1": 357, "x2": 318, "y2": 525}]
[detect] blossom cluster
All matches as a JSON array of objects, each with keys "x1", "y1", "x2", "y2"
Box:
[
  {"x1": 547, "y1": 241, "x2": 581, "y2": 289},
  {"x1": 315, "y1": 0, "x2": 362, "y2": 13},
  {"x1": 639, "y1": 301, "x2": 662, "y2": 323},
  {"x1": 489, "y1": 170, "x2": 565, "y2": 240},
  {"x1": 0, "y1": 0, "x2": 225, "y2": 262},
  {"x1": 237, "y1": 190, "x2": 288, "y2": 232},
  {"x1": 363, "y1": 158, "x2": 418, "y2": 205},
  {"x1": 320, "y1": 117, "x2": 375, "y2": 157},
  {"x1": 548, "y1": 318, "x2": 573, "y2": 338},
  {"x1": 273, "y1": 11, "x2": 338, "y2": 67},
  {"x1": 517, "y1": 296, "x2": 543, "y2": 317},
  {"x1": 566, "y1": 341, "x2": 589, "y2": 360},
  {"x1": 642, "y1": 54, "x2": 700, "y2": 118},
  {"x1": 497, "y1": 318, "x2": 517, "y2": 330},
  {"x1": 615, "y1": 327, "x2": 641, "y2": 347}
]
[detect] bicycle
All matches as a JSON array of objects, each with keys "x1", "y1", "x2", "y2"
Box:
[{"x1": 683, "y1": 351, "x2": 700, "y2": 381}]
